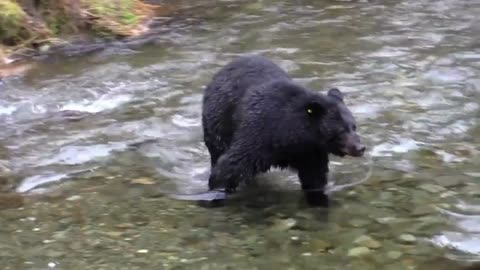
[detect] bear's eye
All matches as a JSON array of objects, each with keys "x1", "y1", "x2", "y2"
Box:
[
  {"x1": 305, "y1": 102, "x2": 326, "y2": 117},
  {"x1": 352, "y1": 125, "x2": 357, "y2": 131}
]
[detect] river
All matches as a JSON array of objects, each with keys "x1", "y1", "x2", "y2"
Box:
[{"x1": 0, "y1": 0, "x2": 479, "y2": 269}]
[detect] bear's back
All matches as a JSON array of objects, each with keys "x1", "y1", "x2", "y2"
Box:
[
  {"x1": 204, "y1": 55, "x2": 291, "y2": 100},
  {"x1": 202, "y1": 55, "x2": 293, "y2": 143}
]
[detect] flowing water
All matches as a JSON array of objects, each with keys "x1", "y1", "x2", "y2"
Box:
[{"x1": 1, "y1": 0, "x2": 479, "y2": 269}]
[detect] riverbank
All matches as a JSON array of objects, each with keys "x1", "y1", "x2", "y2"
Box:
[{"x1": 0, "y1": 0, "x2": 177, "y2": 78}]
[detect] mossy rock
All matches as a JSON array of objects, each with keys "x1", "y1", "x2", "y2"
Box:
[{"x1": 0, "y1": 1, "x2": 31, "y2": 45}]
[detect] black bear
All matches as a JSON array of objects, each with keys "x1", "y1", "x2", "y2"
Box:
[{"x1": 201, "y1": 55, "x2": 365, "y2": 207}]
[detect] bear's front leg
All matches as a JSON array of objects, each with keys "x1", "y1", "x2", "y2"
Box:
[
  {"x1": 297, "y1": 165, "x2": 329, "y2": 207},
  {"x1": 208, "y1": 134, "x2": 265, "y2": 195},
  {"x1": 208, "y1": 152, "x2": 254, "y2": 194},
  {"x1": 200, "y1": 154, "x2": 244, "y2": 208},
  {"x1": 208, "y1": 161, "x2": 240, "y2": 193}
]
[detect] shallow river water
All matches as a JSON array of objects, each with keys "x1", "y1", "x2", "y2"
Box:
[{"x1": 1, "y1": 0, "x2": 480, "y2": 269}]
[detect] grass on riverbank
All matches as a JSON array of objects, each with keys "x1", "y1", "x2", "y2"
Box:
[{"x1": 0, "y1": 0, "x2": 171, "y2": 64}]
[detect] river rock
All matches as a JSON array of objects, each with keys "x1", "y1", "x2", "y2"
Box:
[
  {"x1": 419, "y1": 184, "x2": 446, "y2": 193},
  {"x1": 0, "y1": 193, "x2": 24, "y2": 210},
  {"x1": 270, "y1": 218, "x2": 297, "y2": 231},
  {"x1": 103, "y1": 231, "x2": 124, "y2": 237},
  {"x1": 46, "y1": 250, "x2": 65, "y2": 258},
  {"x1": 399, "y1": 234, "x2": 416, "y2": 244},
  {"x1": 310, "y1": 239, "x2": 333, "y2": 252},
  {"x1": 433, "y1": 176, "x2": 463, "y2": 187},
  {"x1": 348, "y1": 246, "x2": 371, "y2": 257},
  {"x1": 130, "y1": 177, "x2": 155, "y2": 185},
  {"x1": 349, "y1": 219, "x2": 370, "y2": 228},
  {"x1": 354, "y1": 235, "x2": 381, "y2": 249},
  {"x1": 245, "y1": 2, "x2": 263, "y2": 10},
  {"x1": 387, "y1": 251, "x2": 403, "y2": 260},
  {"x1": 411, "y1": 205, "x2": 435, "y2": 216},
  {"x1": 376, "y1": 217, "x2": 408, "y2": 224},
  {"x1": 440, "y1": 191, "x2": 457, "y2": 198}
]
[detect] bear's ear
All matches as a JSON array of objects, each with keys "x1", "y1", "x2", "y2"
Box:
[
  {"x1": 327, "y1": 88, "x2": 344, "y2": 102},
  {"x1": 305, "y1": 100, "x2": 327, "y2": 118}
]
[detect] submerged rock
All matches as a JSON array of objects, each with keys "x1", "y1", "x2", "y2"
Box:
[
  {"x1": 398, "y1": 234, "x2": 416, "y2": 244},
  {"x1": 349, "y1": 219, "x2": 370, "y2": 228},
  {"x1": 0, "y1": 192, "x2": 24, "y2": 210},
  {"x1": 411, "y1": 205, "x2": 435, "y2": 216},
  {"x1": 419, "y1": 184, "x2": 446, "y2": 193},
  {"x1": 348, "y1": 246, "x2": 371, "y2": 257},
  {"x1": 310, "y1": 239, "x2": 333, "y2": 252},
  {"x1": 354, "y1": 235, "x2": 381, "y2": 249},
  {"x1": 387, "y1": 251, "x2": 403, "y2": 260},
  {"x1": 130, "y1": 177, "x2": 156, "y2": 185},
  {"x1": 270, "y1": 218, "x2": 297, "y2": 231},
  {"x1": 433, "y1": 176, "x2": 463, "y2": 187}
]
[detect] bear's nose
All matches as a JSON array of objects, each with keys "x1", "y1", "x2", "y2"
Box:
[{"x1": 356, "y1": 145, "x2": 366, "y2": 156}]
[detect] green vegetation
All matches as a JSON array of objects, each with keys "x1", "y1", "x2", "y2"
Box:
[
  {"x1": 0, "y1": 0, "x2": 170, "y2": 63},
  {"x1": 0, "y1": 1, "x2": 31, "y2": 45},
  {"x1": 81, "y1": 0, "x2": 152, "y2": 36}
]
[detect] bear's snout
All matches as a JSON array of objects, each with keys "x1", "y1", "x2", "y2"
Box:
[
  {"x1": 349, "y1": 143, "x2": 366, "y2": 157},
  {"x1": 344, "y1": 132, "x2": 366, "y2": 157}
]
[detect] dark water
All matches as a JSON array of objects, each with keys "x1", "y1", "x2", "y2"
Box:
[{"x1": 0, "y1": 0, "x2": 479, "y2": 269}]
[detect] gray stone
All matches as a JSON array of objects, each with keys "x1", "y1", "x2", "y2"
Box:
[
  {"x1": 399, "y1": 234, "x2": 416, "y2": 244},
  {"x1": 310, "y1": 239, "x2": 333, "y2": 252},
  {"x1": 387, "y1": 251, "x2": 403, "y2": 260},
  {"x1": 348, "y1": 247, "x2": 371, "y2": 257},
  {"x1": 433, "y1": 176, "x2": 463, "y2": 187},
  {"x1": 419, "y1": 184, "x2": 446, "y2": 193},
  {"x1": 354, "y1": 235, "x2": 381, "y2": 249}
]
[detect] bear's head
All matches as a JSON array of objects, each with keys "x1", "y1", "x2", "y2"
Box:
[
  {"x1": 269, "y1": 82, "x2": 365, "y2": 158},
  {"x1": 302, "y1": 87, "x2": 366, "y2": 157},
  {"x1": 323, "y1": 88, "x2": 366, "y2": 157}
]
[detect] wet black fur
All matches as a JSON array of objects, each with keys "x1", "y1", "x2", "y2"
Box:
[{"x1": 201, "y1": 55, "x2": 358, "y2": 206}]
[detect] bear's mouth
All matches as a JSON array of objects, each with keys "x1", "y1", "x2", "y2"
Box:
[
  {"x1": 328, "y1": 137, "x2": 366, "y2": 158},
  {"x1": 327, "y1": 140, "x2": 347, "y2": 157},
  {"x1": 339, "y1": 147, "x2": 365, "y2": 157},
  {"x1": 348, "y1": 150, "x2": 365, "y2": 157},
  {"x1": 331, "y1": 147, "x2": 365, "y2": 158},
  {"x1": 330, "y1": 148, "x2": 347, "y2": 157}
]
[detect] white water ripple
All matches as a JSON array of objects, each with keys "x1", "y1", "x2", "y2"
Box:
[
  {"x1": 16, "y1": 173, "x2": 68, "y2": 193},
  {"x1": 61, "y1": 94, "x2": 133, "y2": 113},
  {"x1": 39, "y1": 143, "x2": 129, "y2": 166}
]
